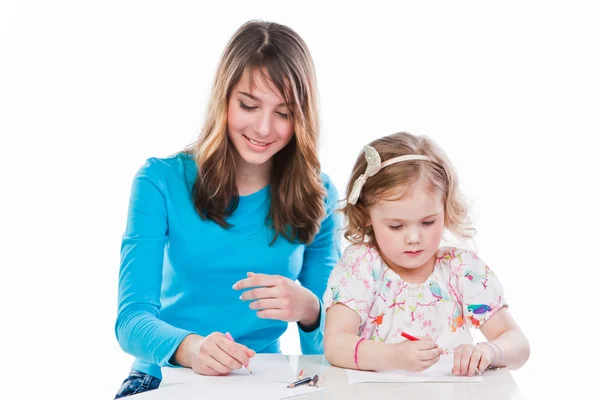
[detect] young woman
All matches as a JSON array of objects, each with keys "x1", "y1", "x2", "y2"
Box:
[{"x1": 114, "y1": 20, "x2": 340, "y2": 398}]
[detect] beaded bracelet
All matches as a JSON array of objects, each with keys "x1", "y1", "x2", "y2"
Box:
[
  {"x1": 477, "y1": 342, "x2": 497, "y2": 368},
  {"x1": 487, "y1": 341, "x2": 503, "y2": 366},
  {"x1": 354, "y1": 337, "x2": 366, "y2": 369}
]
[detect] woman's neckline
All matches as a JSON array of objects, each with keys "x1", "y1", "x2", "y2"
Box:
[{"x1": 238, "y1": 184, "x2": 270, "y2": 199}]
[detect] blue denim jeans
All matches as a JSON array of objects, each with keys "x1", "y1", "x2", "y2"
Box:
[{"x1": 114, "y1": 370, "x2": 161, "y2": 399}]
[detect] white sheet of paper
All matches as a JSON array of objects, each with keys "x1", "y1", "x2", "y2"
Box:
[
  {"x1": 346, "y1": 354, "x2": 484, "y2": 383},
  {"x1": 132, "y1": 381, "x2": 325, "y2": 400},
  {"x1": 161, "y1": 354, "x2": 297, "y2": 384}
]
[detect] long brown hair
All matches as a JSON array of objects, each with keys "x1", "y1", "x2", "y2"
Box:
[
  {"x1": 189, "y1": 20, "x2": 325, "y2": 244},
  {"x1": 342, "y1": 132, "x2": 475, "y2": 246}
]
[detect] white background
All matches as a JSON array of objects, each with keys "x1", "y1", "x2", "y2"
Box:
[{"x1": 1, "y1": 1, "x2": 598, "y2": 399}]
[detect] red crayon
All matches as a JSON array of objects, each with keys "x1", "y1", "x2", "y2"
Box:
[{"x1": 401, "y1": 332, "x2": 419, "y2": 341}]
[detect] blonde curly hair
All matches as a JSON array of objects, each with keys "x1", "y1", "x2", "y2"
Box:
[{"x1": 341, "y1": 132, "x2": 475, "y2": 246}]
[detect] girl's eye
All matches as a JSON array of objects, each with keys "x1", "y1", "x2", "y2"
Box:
[
  {"x1": 422, "y1": 220, "x2": 435, "y2": 226},
  {"x1": 389, "y1": 225, "x2": 404, "y2": 230}
]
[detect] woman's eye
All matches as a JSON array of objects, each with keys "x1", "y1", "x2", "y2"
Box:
[{"x1": 239, "y1": 101, "x2": 257, "y2": 111}]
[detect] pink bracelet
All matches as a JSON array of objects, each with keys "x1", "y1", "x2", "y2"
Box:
[{"x1": 354, "y1": 337, "x2": 366, "y2": 369}]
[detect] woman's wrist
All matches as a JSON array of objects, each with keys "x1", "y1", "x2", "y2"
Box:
[
  {"x1": 172, "y1": 334, "x2": 203, "y2": 367},
  {"x1": 298, "y1": 292, "x2": 321, "y2": 331}
]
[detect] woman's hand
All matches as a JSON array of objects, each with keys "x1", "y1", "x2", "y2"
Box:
[
  {"x1": 176, "y1": 333, "x2": 255, "y2": 376},
  {"x1": 233, "y1": 272, "x2": 320, "y2": 327}
]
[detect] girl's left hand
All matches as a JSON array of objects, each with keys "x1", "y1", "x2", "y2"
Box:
[
  {"x1": 233, "y1": 272, "x2": 320, "y2": 327},
  {"x1": 452, "y1": 344, "x2": 494, "y2": 376}
]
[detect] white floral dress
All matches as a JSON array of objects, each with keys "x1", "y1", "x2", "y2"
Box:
[{"x1": 323, "y1": 244, "x2": 507, "y2": 353}]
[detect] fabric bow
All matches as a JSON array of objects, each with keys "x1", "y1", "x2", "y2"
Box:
[{"x1": 347, "y1": 146, "x2": 382, "y2": 205}]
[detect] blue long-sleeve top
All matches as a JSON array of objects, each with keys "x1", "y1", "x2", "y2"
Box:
[{"x1": 115, "y1": 153, "x2": 342, "y2": 379}]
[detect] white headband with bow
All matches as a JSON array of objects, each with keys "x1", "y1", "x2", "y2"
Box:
[{"x1": 347, "y1": 145, "x2": 432, "y2": 205}]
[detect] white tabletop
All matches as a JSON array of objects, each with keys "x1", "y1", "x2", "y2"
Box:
[{"x1": 160, "y1": 355, "x2": 524, "y2": 400}]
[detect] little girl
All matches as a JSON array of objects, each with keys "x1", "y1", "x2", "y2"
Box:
[{"x1": 323, "y1": 132, "x2": 530, "y2": 376}]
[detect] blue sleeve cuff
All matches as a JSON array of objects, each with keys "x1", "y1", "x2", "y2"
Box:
[
  {"x1": 298, "y1": 299, "x2": 326, "y2": 354},
  {"x1": 160, "y1": 331, "x2": 195, "y2": 368}
]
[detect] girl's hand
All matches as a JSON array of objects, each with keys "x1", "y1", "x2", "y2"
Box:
[
  {"x1": 394, "y1": 336, "x2": 442, "y2": 372},
  {"x1": 452, "y1": 343, "x2": 494, "y2": 376},
  {"x1": 234, "y1": 272, "x2": 320, "y2": 327}
]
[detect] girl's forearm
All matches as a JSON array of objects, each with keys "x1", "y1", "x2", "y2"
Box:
[
  {"x1": 324, "y1": 333, "x2": 398, "y2": 370},
  {"x1": 481, "y1": 328, "x2": 530, "y2": 369}
]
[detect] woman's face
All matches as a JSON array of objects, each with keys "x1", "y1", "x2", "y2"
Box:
[{"x1": 227, "y1": 68, "x2": 294, "y2": 169}]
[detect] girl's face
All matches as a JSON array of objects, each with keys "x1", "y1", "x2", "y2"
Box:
[
  {"x1": 227, "y1": 68, "x2": 295, "y2": 172},
  {"x1": 368, "y1": 179, "x2": 445, "y2": 279}
]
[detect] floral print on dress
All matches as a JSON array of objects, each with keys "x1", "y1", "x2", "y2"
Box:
[{"x1": 323, "y1": 244, "x2": 507, "y2": 354}]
